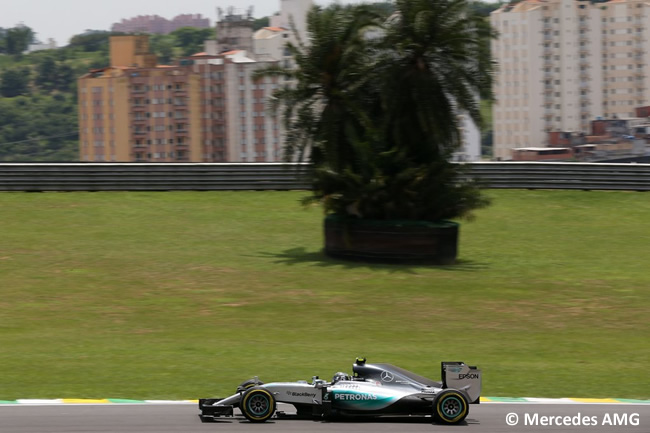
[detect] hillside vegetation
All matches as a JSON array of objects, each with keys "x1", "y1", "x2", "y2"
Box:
[{"x1": 0, "y1": 27, "x2": 213, "y2": 161}]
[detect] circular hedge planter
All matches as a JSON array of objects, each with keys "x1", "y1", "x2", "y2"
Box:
[{"x1": 324, "y1": 215, "x2": 459, "y2": 265}]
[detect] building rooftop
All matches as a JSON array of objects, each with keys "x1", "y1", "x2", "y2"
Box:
[{"x1": 512, "y1": 147, "x2": 570, "y2": 152}]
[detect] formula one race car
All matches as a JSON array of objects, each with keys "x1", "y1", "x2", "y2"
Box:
[{"x1": 199, "y1": 357, "x2": 481, "y2": 425}]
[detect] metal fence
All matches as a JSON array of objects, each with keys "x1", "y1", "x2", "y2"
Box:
[
  {"x1": 0, "y1": 162, "x2": 648, "y2": 192},
  {"x1": 466, "y1": 162, "x2": 650, "y2": 191},
  {"x1": 0, "y1": 163, "x2": 311, "y2": 191}
]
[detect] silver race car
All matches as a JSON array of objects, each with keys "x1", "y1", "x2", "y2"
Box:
[{"x1": 199, "y1": 357, "x2": 481, "y2": 425}]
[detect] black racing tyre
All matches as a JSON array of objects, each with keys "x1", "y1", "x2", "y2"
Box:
[
  {"x1": 236, "y1": 378, "x2": 264, "y2": 393},
  {"x1": 240, "y1": 387, "x2": 276, "y2": 423},
  {"x1": 433, "y1": 390, "x2": 469, "y2": 425}
]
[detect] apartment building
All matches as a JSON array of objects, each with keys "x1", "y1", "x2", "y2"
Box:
[
  {"x1": 213, "y1": 8, "x2": 255, "y2": 54},
  {"x1": 78, "y1": 35, "x2": 283, "y2": 162},
  {"x1": 217, "y1": 50, "x2": 284, "y2": 161},
  {"x1": 491, "y1": 0, "x2": 650, "y2": 160}
]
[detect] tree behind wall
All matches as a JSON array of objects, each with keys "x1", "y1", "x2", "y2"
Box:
[
  {"x1": 258, "y1": 0, "x2": 495, "y2": 222},
  {"x1": 0, "y1": 67, "x2": 31, "y2": 97},
  {"x1": 2, "y1": 25, "x2": 35, "y2": 55}
]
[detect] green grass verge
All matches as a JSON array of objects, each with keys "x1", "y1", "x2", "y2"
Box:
[{"x1": 0, "y1": 190, "x2": 648, "y2": 400}]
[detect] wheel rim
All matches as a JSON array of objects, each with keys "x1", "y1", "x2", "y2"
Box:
[
  {"x1": 247, "y1": 394, "x2": 269, "y2": 416},
  {"x1": 441, "y1": 396, "x2": 463, "y2": 418}
]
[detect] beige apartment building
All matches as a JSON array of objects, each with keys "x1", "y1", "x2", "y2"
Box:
[{"x1": 491, "y1": 0, "x2": 650, "y2": 160}]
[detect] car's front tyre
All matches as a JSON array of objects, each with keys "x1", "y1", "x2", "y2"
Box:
[
  {"x1": 433, "y1": 390, "x2": 469, "y2": 424},
  {"x1": 236, "y1": 378, "x2": 264, "y2": 393},
  {"x1": 240, "y1": 387, "x2": 276, "y2": 423}
]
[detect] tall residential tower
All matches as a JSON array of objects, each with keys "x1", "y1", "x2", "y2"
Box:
[{"x1": 491, "y1": 0, "x2": 650, "y2": 160}]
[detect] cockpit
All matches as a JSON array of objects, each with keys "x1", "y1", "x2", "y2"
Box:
[{"x1": 351, "y1": 357, "x2": 443, "y2": 389}]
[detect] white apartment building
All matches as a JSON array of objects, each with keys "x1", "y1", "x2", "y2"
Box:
[
  {"x1": 456, "y1": 113, "x2": 481, "y2": 161},
  {"x1": 199, "y1": 0, "x2": 313, "y2": 162},
  {"x1": 185, "y1": 50, "x2": 285, "y2": 162},
  {"x1": 491, "y1": 0, "x2": 650, "y2": 160},
  {"x1": 269, "y1": 0, "x2": 313, "y2": 44},
  {"x1": 221, "y1": 51, "x2": 284, "y2": 161}
]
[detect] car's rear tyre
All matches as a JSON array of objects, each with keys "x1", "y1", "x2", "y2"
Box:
[
  {"x1": 240, "y1": 387, "x2": 276, "y2": 423},
  {"x1": 433, "y1": 390, "x2": 468, "y2": 424}
]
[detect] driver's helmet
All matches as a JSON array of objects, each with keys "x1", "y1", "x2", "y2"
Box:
[{"x1": 332, "y1": 372, "x2": 351, "y2": 383}]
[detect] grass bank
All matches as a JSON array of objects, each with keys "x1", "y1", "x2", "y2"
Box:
[{"x1": 0, "y1": 190, "x2": 648, "y2": 400}]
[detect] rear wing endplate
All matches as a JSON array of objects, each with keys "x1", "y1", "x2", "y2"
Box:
[{"x1": 441, "y1": 362, "x2": 482, "y2": 404}]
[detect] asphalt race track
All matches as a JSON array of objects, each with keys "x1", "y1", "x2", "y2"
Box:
[{"x1": 0, "y1": 403, "x2": 647, "y2": 433}]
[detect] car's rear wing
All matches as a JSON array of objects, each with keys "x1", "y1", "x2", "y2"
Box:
[{"x1": 441, "y1": 362, "x2": 482, "y2": 404}]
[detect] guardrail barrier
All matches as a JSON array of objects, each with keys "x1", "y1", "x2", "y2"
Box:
[{"x1": 0, "y1": 162, "x2": 648, "y2": 191}]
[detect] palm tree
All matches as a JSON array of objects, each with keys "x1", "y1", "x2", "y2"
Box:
[
  {"x1": 256, "y1": 4, "x2": 382, "y2": 172},
  {"x1": 382, "y1": 0, "x2": 496, "y2": 158},
  {"x1": 351, "y1": 0, "x2": 497, "y2": 222},
  {"x1": 257, "y1": 0, "x2": 497, "y2": 263}
]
